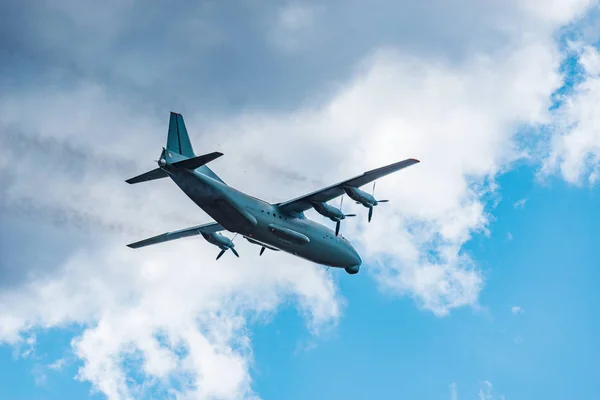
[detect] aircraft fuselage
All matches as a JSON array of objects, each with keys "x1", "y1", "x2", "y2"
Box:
[{"x1": 166, "y1": 166, "x2": 362, "y2": 272}]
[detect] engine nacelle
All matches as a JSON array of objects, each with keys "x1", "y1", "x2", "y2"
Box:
[
  {"x1": 345, "y1": 265, "x2": 360, "y2": 274},
  {"x1": 343, "y1": 186, "x2": 376, "y2": 207},
  {"x1": 201, "y1": 232, "x2": 233, "y2": 249},
  {"x1": 312, "y1": 201, "x2": 344, "y2": 221}
]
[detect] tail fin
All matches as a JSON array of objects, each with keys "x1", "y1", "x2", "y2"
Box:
[
  {"x1": 167, "y1": 112, "x2": 195, "y2": 157},
  {"x1": 166, "y1": 112, "x2": 227, "y2": 185}
]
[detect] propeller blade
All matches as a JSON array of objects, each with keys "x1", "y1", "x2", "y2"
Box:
[
  {"x1": 230, "y1": 247, "x2": 239, "y2": 258},
  {"x1": 345, "y1": 214, "x2": 356, "y2": 217},
  {"x1": 340, "y1": 195, "x2": 344, "y2": 211},
  {"x1": 260, "y1": 246, "x2": 266, "y2": 256},
  {"x1": 335, "y1": 220, "x2": 341, "y2": 236},
  {"x1": 216, "y1": 249, "x2": 226, "y2": 260},
  {"x1": 378, "y1": 200, "x2": 389, "y2": 203},
  {"x1": 372, "y1": 181, "x2": 376, "y2": 196},
  {"x1": 368, "y1": 206, "x2": 373, "y2": 223}
]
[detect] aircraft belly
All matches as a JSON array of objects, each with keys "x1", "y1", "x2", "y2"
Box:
[{"x1": 248, "y1": 219, "x2": 344, "y2": 267}]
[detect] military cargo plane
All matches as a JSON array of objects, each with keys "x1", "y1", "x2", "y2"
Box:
[{"x1": 126, "y1": 112, "x2": 419, "y2": 274}]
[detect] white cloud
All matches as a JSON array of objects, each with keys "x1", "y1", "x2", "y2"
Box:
[
  {"x1": 478, "y1": 380, "x2": 506, "y2": 400},
  {"x1": 451, "y1": 381, "x2": 508, "y2": 399},
  {"x1": 450, "y1": 382, "x2": 458, "y2": 400},
  {"x1": 270, "y1": 3, "x2": 321, "y2": 52},
  {"x1": 278, "y1": 3, "x2": 317, "y2": 31},
  {"x1": 519, "y1": 0, "x2": 593, "y2": 25},
  {"x1": 511, "y1": 305, "x2": 524, "y2": 314},
  {"x1": 0, "y1": 1, "x2": 598, "y2": 399},
  {"x1": 33, "y1": 364, "x2": 48, "y2": 387},
  {"x1": 0, "y1": 240, "x2": 340, "y2": 399},
  {"x1": 48, "y1": 358, "x2": 67, "y2": 371},
  {"x1": 204, "y1": 34, "x2": 565, "y2": 315},
  {"x1": 0, "y1": 27, "x2": 569, "y2": 321},
  {"x1": 0, "y1": 87, "x2": 342, "y2": 397},
  {"x1": 514, "y1": 334, "x2": 524, "y2": 344},
  {"x1": 543, "y1": 44, "x2": 600, "y2": 184},
  {"x1": 513, "y1": 198, "x2": 527, "y2": 209}
]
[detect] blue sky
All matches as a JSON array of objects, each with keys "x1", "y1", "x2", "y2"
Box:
[{"x1": 1, "y1": 1, "x2": 600, "y2": 399}]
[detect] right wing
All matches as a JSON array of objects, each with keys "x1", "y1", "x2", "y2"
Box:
[
  {"x1": 127, "y1": 221, "x2": 225, "y2": 249},
  {"x1": 276, "y1": 158, "x2": 420, "y2": 214}
]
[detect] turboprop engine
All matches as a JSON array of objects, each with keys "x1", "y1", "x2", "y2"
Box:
[
  {"x1": 311, "y1": 201, "x2": 356, "y2": 236},
  {"x1": 201, "y1": 232, "x2": 239, "y2": 260},
  {"x1": 343, "y1": 186, "x2": 376, "y2": 206},
  {"x1": 343, "y1": 183, "x2": 389, "y2": 223}
]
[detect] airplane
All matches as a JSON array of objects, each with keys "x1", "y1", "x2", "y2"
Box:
[{"x1": 125, "y1": 112, "x2": 420, "y2": 274}]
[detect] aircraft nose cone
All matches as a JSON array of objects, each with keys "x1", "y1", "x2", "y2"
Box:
[{"x1": 344, "y1": 246, "x2": 362, "y2": 274}]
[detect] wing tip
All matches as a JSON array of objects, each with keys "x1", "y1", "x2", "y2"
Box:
[{"x1": 410, "y1": 158, "x2": 420, "y2": 163}]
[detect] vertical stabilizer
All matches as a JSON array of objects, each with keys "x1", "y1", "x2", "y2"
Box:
[
  {"x1": 167, "y1": 112, "x2": 195, "y2": 157},
  {"x1": 166, "y1": 112, "x2": 227, "y2": 185}
]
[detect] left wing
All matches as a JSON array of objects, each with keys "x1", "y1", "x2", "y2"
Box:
[
  {"x1": 127, "y1": 221, "x2": 225, "y2": 249},
  {"x1": 276, "y1": 158, "x2": 420, "y2": 214}
]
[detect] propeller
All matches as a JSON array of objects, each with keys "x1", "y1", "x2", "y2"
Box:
[
  {"x1": 368, "y1": 181, "x2": 389, "y2": 223},
  {"x1": 260, "y1": 246, "x2": 266, "y2": 256},
  {"x1": 216, "y1": 234, "x2": 240, "y2": 260},
  {"x1": 216, "y1": 246, "x2": 239, "y2": 260},
  {"x1": 336, "y1": 195, "x2": 356, "y2": 236}
]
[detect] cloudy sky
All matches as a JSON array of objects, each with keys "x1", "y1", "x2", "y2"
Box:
[{"x1": 1, "y1": 0, "x2": 600, "y2": 399}]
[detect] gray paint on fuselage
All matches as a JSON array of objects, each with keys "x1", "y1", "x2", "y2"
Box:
[{"x1": 166, "y1": 166, "x2": 360, "y2": 269}]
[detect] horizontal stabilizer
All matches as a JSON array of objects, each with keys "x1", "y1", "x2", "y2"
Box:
[
  {"x1": 127, "y1": 221, "x2": 224, "y2": 249},
  {"x1": 171, "y1": 151, "x2": 224, "y2": 170},
  {"x1": 126, "y1": 168, "x2": 169, "y2": 184}
]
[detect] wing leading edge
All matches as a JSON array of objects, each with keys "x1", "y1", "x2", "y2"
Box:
[
  {"x1": 276, "y1": 158, "x2": 420, "y2": 214},
  {"x1": 127, "y1": 221, "x2": 225, "y2": 249}
]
